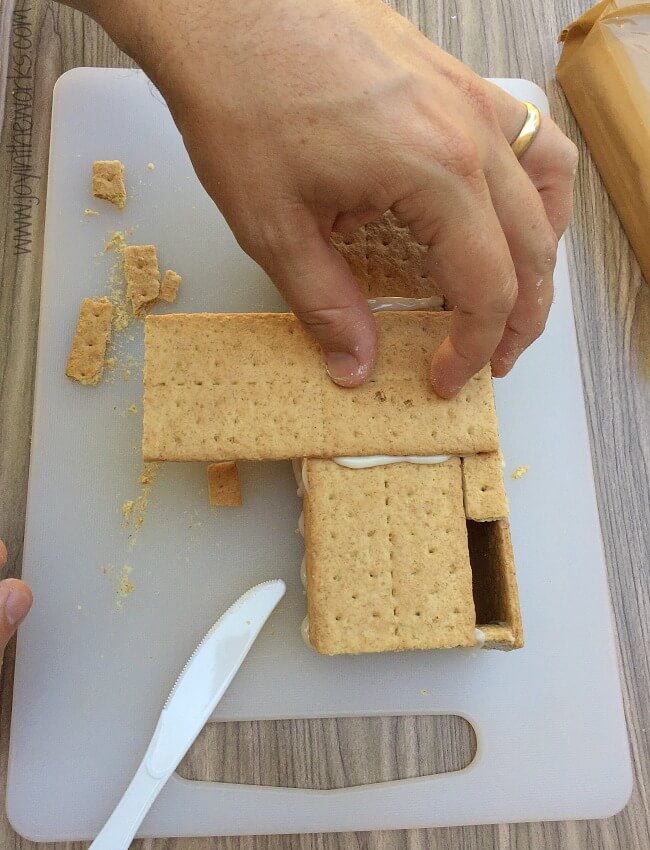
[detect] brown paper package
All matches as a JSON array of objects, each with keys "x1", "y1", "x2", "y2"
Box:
[{"x1": 557, "y1": 0, "x2": 650, "y2": 285}]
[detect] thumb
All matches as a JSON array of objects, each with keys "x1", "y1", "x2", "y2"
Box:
[
  {"x1": 0, "y1": 579, "x2": 32, "y2": 658},
  {"x1": 260, "y1": 215, "x2": 376, "y2": 387}
]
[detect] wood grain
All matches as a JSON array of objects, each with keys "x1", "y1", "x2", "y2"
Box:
[
  {"x1": 0, "y1": 0, "x2": 648, "y2": 848},
  {"x1": 177, "y1": 716, "x2": 475, "y2": 788}
]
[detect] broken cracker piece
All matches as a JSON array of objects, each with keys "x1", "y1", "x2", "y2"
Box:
[
  {"x1": 124, "y1": 244, "x2": 161, "y2": 315},
  {"x1": 92, "y1": 160, "x2": 126, "y2": 210},
  {"x1": 159, "y1": 269, "x2": 181, "y2": 303},
  {"x1": 462, "y1": 452, "x2": 509, "y2": 522},
  {"x1": 207, "y1": 462, "x2": 242, "y2": 507},
  {"x1": 65, "y1": 297, "x2": 113, "y2": 386}
]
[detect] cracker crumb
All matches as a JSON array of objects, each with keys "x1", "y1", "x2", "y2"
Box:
[
  {"x1": 123, "y1": 369, "x2": 131, "y2": 381},
  {"x1": 116, "y1": 564, "x2": 135, "y2": 609},
  {"x1": 421, "y1": 688, "x2": 428, "y2": 696},
  {"x1": 84, "y1": 208, "x2": 100, "y2": 217},
  {"x1": 103, "y1": 231, "x2": 133, "y2": 336},
  {"x1": 128, "y1": 404, "x2": 138, "y2": 414},
  {"x1": 101, "y1": 565, "x2": 113, "y2": 576},
  {"x1": 77, "y1": 604, "x2": 82, "y2": 611},
  {"x1": 147, "y1": 162, "x2": 155, "y2": 170},
  {"x1": 121, "y1": 462, "x2": 161, "y2": 546},
  {"x1": 511, "y1": 465, "x2": 529, "y2": 480},
  {"x1": 121, "y1": 499, "x2": 135, "y2": 527},
  {"x1": 104, "y1": 231, "x2": 127, "y2": 253},
  {"x1": 105, "y1": 357, "x2": 116, "y2": 370},
  {"x1": 139, "y1": 464, "x2": 157, "y2": 487},
  {"x1": 113, "y1": 306, "x2": 129, "y2": 332}
]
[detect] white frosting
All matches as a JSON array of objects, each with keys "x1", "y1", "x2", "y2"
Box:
[
  {"x1": 474, "y1": 628, "x2": 486, "y2": 648},
  {"x1": 368, "y1": 296, "x2": 444, "y2": 313},
  {"x1": 333, "y1": 454, "x2": 452, "y2": 470},
  {"x1": 291, "y1": 459, "x2": 304, "y2": 496},
  {"x1": 300, "y1": 554, "x2": 307, "y2": 588},
  {"x1": 291, "y1": 459, "x2": 309, "y2": 495},
  {"x1": 300, "y1": 615, "x2": 313, "y2": 649},
  {"x1": 297, "y1": 511, "x2": 304, "y2": 536}
]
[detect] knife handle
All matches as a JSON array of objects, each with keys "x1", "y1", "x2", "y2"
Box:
[{"x1": 88, "y1": 758, "x2": 166, "y2": 850}]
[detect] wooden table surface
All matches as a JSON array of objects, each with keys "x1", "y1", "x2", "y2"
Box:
[{"x1": 0, "y1": 0, "x2": 648, "y2": 847}]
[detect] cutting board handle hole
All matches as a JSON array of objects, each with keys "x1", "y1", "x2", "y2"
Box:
[{"x1": 176, "y1": 714, "x2": 475, "y2": 789}]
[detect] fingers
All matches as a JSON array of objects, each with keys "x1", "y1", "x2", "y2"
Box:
[
  {"x1": 519, "y1": 120, "x2": 578, "y2": 239},
  {"x1": 394, "y1": 168, "x2": 517, "y2": 398},
  {"x1": 0, "y1": 579, "x2": 32, "y2": 660},
  {"x1": 241, "y1": 211, "x2": 377, "y2": 387},
  {"x1": 0, "y1": 541, "x2": 33, "y2": 662},
  {"x1": 483, "y1": 90, "x2": 578, "y2": 375},
  {"x1": 486, "y1": 81, "x2": 579, "y2": 240},
  {"x1": 483, "y1": 143, "x2": 557, "y2": 377}
]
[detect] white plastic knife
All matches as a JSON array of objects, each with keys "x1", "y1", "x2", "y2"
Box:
[{"x1": 89, "y1": 579, "x2": 286, "y2": 850}]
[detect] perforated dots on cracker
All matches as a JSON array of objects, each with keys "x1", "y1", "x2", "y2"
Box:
[
  {"x1": 304, "y1": 458, "x2": 476, "y2": 655},
  {"x1": 143, "y1": 312, "x2": 500, "y2": 462},
  {"x1": 124, "y1": 245, "x2": 161, "y2": 315},
  {"x1": 461, "y1": 452, "x2": 509, "y2": 521},
  {"x1": 65, "y1": 297, "x2": 113, "y2": 386},
  {"x1": 331, "y1": 211, "x2": 443, "y2": 301}
]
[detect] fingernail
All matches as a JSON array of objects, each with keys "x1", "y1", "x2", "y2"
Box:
[
  {"x1": 5, "y1": 589, "x2": 32, "y2": 626},
  {"x1": 325, "y1": 352, "x2": 368, "y2": 387}
]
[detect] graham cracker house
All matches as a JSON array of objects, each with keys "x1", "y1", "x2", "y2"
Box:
[{"x1": 141, "y1": 214, "x2": 523, "y2": 655}]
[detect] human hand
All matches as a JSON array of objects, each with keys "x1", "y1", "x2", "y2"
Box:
[
  {"x1": 0, "y1": 540, "x2": 32, "y2": 667},
  {"x1": 78, "y1": 0, "x2": 578, "y2": 395}
]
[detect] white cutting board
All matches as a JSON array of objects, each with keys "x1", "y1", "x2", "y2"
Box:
[{"x1": 7, "y1": 69, "x2": 631, "y2": 840}]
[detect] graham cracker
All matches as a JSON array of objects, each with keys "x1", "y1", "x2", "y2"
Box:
[
  {"x1": 462, "y1": 452, "x2": 509, "y2": 521},
  {"x1": 91, "y1": 160, "x2": 126, "y2": 210},
  {"x1": 331, "y1": 212, "x2": 442, "y2": 300},
  {"x1": 207, "y1": 462, "x2": 242, "y2": 507},
  {"x1": 65, "y1": 297, "x2": 113, "y2": 386},
  {"x1": 304, "y1": 458, "x2": 476, "y2": 654},
  {"x1": 159, "y1": 269, "x2": 181, "y2": 303},
  {"x1": 468, "y1": 519, "x2": 523, "y2": 649},
  {"x1": 143, "y1": 312, "x2": 499, "y2": 462},
  {"x1": 331, "y1": 230, "x2": 371, "y2": 293},
  {"x1": 124, "y1": 245, "x2": 161, "y2": 315},
  {"x1": 478, "y1": 623, "x2": 517, "y2": 650}
]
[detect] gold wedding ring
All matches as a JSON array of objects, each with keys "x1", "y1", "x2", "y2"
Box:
[{"x1": 510, "y1": 101, "x2": 541, "y2": 160}]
